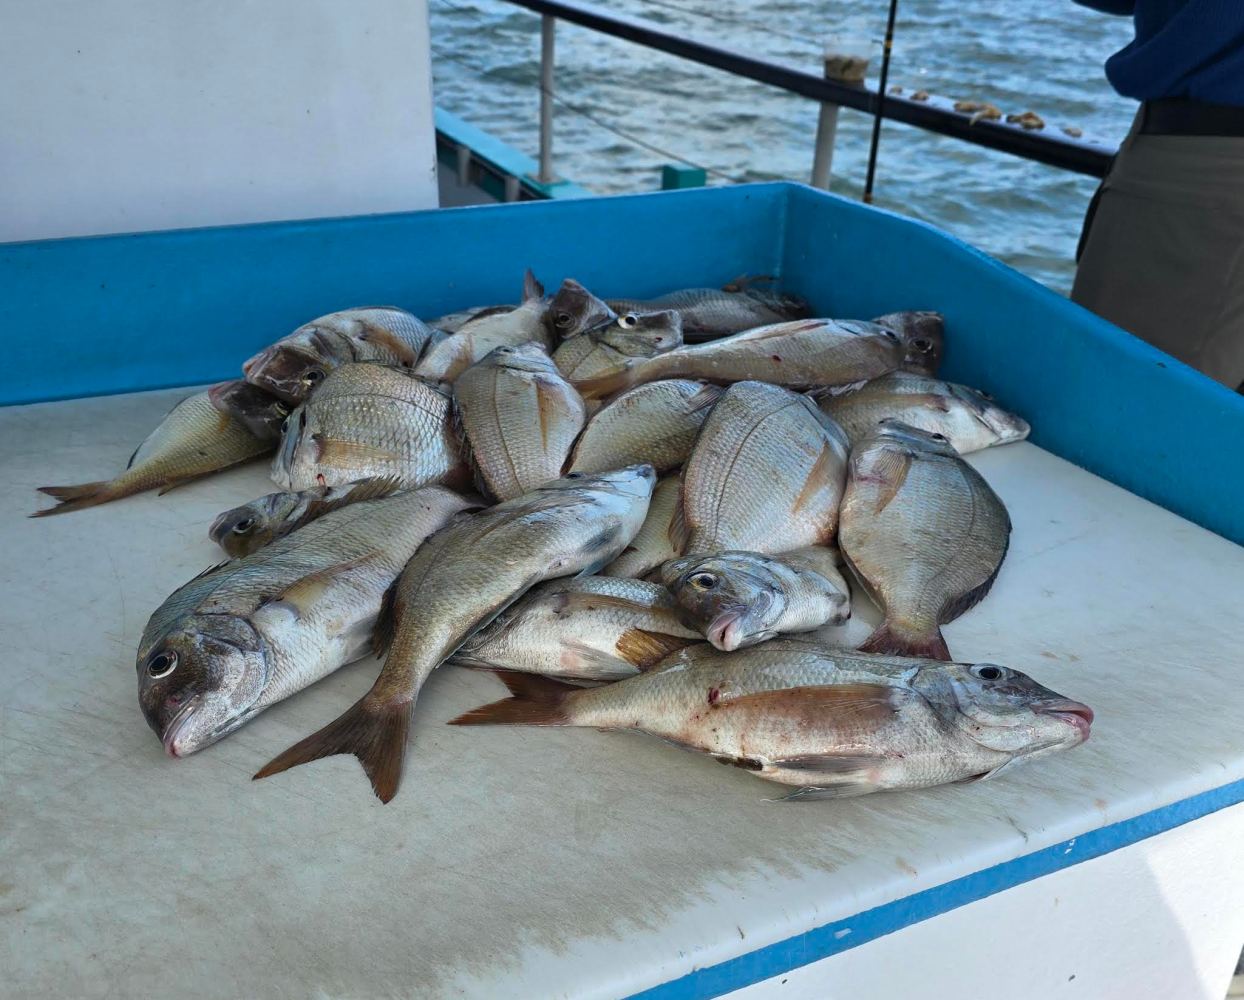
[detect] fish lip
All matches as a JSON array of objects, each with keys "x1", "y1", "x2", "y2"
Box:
[
  {"x1": 1039, "y1": 700, "x2": 1094, "y2": 740},
  {"x1": 161, "y1": 696, "x2": 203, "y2": 758},
  {"x1": 707, "y1": 611, "x2": 745, "y2": 651}
]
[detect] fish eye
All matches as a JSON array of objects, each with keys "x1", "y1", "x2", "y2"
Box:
[
  {"x1": 689, "y1": 572, "x2": 718, "y2": 590},
  {"x1": 232, "y1": 516, "x2": 256, "y2": 534},
  {"x1": 146, "y1": 651, "x2": 178, "y2": 679},
  {"x1": 882, "y1": 329, "x2": 900, "y2": 341},
  {"x1": 930, "y1": 432, "x2": 949, "y2": 443},
  {"x1": 555, "y1": 311, "x2": 574, "y2": 328},
  {"x1": 565, "y1": 472, "x2": 584, "y2": 479},
  {"x1": 973, "y1": 664, "x2": 1004, "y2": 681},
  {"x1": 620, "y1": 313, "x2": 639, "y2": 329},
  {"x1": 912, "y1": 338, "x2": 931, "y2": 350},
  {"x1": 304, "y1": 368, "x2": 325, "y2": 385}
]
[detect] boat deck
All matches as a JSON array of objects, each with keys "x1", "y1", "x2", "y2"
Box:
[{"x1": 4, "y1": 385, "x2": 1244, "y2": 998}]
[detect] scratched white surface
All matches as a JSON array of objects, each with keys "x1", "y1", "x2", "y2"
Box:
[{"x1": 3, "y1": 386, "x2": 1244, "y2": 999}]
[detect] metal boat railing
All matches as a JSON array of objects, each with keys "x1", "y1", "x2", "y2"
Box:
[{"x1": 495, "y1": 0, "x2": 1115, "y2": 190}]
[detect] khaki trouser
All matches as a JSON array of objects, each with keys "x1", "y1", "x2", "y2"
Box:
[{"x1": 1072, "y1": 116, "x2": 1244, "y2": 391}]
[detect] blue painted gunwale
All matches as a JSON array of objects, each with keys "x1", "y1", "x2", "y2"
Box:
[{"x1": 3, "y1": 182, "x2": 1243, "y2": 995}]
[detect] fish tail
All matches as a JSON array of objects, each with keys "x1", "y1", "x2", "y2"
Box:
[
  {"x1": 253, "y1": 695, "x2": 412, "y2": 803},
  {"x1": 448, "y1": 670, "x2": 577, "y2": 726},
  {"x1": 858, "y1": 621, "x2": 952, "y2": 661},
  {"x1": 30, "y1": 481, "x2": 116, "y2": 517}
]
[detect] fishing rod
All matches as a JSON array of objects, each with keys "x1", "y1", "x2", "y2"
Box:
[{"x1": 863, "y1": 0, "x2": 899, "y2": 204}]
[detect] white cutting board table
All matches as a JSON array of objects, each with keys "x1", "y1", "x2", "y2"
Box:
[{"x1": 3, "y1": 386, "x2": 1243, "y2": 999}]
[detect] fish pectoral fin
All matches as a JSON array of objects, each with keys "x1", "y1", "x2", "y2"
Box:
[
  {"x1": 868, "y1": 450, "x2": 913, "y2": 514},
  {"x1": 313, "y1": 436, "x2": 403, "y2": 467},
  {"x1": 766, "y1": 785, "x2": 866, "y2": 802},
  {"x1": 667, "y1": 490, "x2": 691, "y2": 554},
  {"x1": 772, "y1": 752, "x2": 893, "y2": 774},
  {"x1": 721, "y1": 683, "x2": 901, "y2": 726},
  {"x1": 267, "y1": 551, "x2": 385, "y2": 618},
  {"x1": 615, "y1": 628, "x2": 698, "y2": 669}
]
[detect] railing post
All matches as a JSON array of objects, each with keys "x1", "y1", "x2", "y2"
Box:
[
  {"x1": 537, "y1": 14, "x2": 556, "y2": 184},
  {"x1": 810, "y1": 48, "x2": 869, "y2": 190}
]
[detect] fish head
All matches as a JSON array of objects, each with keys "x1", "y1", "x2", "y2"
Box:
[
  {"x1": 243, "y1": 341, "x2": 339, "y2": 404},
  {"x1": 872, "y1": 418, "x2": 960, "y2": 458},
  {"x1": 947, "y1": 384, "x2": 1031, "y2": 446},
  {"x1": 208, "y1": 379, "x2": 292, "y2": 443},
  {"x1": 601, "y1": 310, "x2": 683, "y2": 355},
  {"x1": 271, "y1": 404, "x2": 311, "y2": 490},
  {"x1": 933, "y1": 662, "x2": 1093, "y2": 758},
  {"x1": 207, "y1": 492, "x2": 297, "y2": 557},
  {"x1": 661, "y1": 552, "x2": 790, "y2": 651},
  {"x1": 872, "y1": 311, "x2": 945, "y2": 376},
  {"x1": 137, "y1": 615, "x2": 269, "y2": 757},
  {"x1": 547, "y1": 279, "x2": 617, "y2": 339}
]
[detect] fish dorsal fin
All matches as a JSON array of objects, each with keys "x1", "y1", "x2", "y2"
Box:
[
  {"x1": 684, "y1": 382, "x2": 725, "y2": 414},
  {"x1": 286, "y1": 477, "x2": 404, "y2": 535},
  {"x1": 523, "y1": 269, "x2": 545, "y2": 302}
]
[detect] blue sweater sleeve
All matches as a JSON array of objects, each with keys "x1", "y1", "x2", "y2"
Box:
[{"x1": 1073, "y1": 0, "x2": 1135, "y2": 12}]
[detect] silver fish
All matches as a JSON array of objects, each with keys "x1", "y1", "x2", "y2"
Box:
[
  {"x1": 451, "y1": 639, "x2": 1093, "y2": 798},
  {"x1": 661, "y1": 547, "x2": 850, "y2": 650},
  {"x1": 137, "y1": 486, "x2": 474, "y2": 756},
  {"x1": 606, "y1": 280, "x2": 811, "y2": 342},
  {"x1": 254, "y1": 465, "x2": 657, "y2": 801},
  {"x1": 839, "y1": 420, "x2": 1012, "y2": 661},
  {"x1": 452, "y1": 343, "x2": 586, "y2": 501},
  {"x1": 271, "y1": 363, "x2": 468, "y2": 492},
  {"x1": 601, "y1": 473, "x2": 684, "y2": 578},
  {"x1": 453, "y1": 576, "x2": 700, "y2": 680},
  {"x1": 568, "y1": 379, "x2": 723, "y2": 476},
  {"x1": 572, "y1": 318, "x2": 905, "y2": 400},
  {"x1": 243, "y1": 306, "x2": 443, "y2": 404},
  {"x1": 415, "y1": 271, "x2": 553, "y2": 383},
  {"x1": 680, "y1": 381, "x2": 850, "y2": 554},
  {"x1": 34, "y1": 388, "x2": 270, "y2": 517},
  {"x1": 208, "y1": 477, "x2": 403, "y2": 558},
  {"x1": 821, "y1": 372, "x2": 1030, "y2": 454}
]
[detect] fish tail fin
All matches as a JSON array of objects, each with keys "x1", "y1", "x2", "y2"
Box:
[
  {"x1": 31, "y1": 481, "x2": 115, "y2": 517},
  {"x1": 572, "y1": 365, "x2": 639, "y2": 401},
  {"x1": 448, "y1": 670, "x2": 577, "y2": 727},
  {"x1": 253, "y1": 695, "x2": 412, "y2": 803},
  {"x1": 858, "y1": 621, "x2": 951, "y2": 661}
]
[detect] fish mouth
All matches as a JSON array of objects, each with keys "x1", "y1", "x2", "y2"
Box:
[
  {"x1": 1039, "y1": 700, "x2": 1094, "y2": 741},
  {"x1": 707, "y1": 611, "x2": 746, "y2": 652},
  {"x1": 160, "y1": 696, "x2": 203, "y2": 758}
]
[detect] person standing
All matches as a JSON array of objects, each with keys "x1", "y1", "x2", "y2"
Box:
[{"x1": 1072, "y1": 1, "x2": 1244, "y2": 390}]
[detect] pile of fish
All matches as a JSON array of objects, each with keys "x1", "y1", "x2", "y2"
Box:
[{"x1": 35, "y1": 272, "x2": 1092, "y2": 804}]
